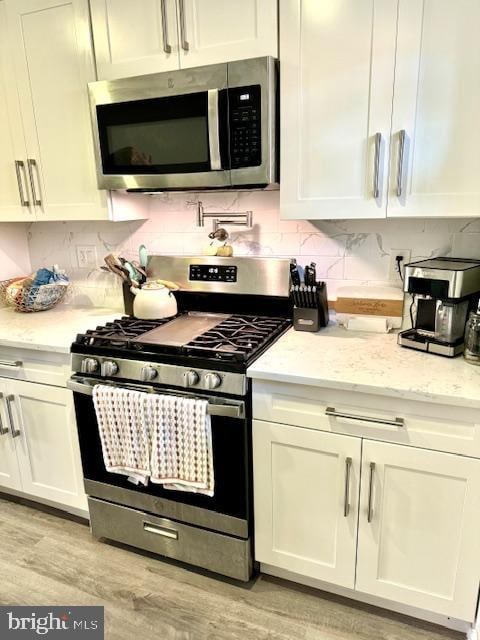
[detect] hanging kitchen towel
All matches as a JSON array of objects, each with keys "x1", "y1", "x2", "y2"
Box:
[
  {"x1": 147, "y1": 394, "x2": 214, "y2": 497},
  {"x1": 92, "y1": 385, "x2": 150, "y2": 485}
]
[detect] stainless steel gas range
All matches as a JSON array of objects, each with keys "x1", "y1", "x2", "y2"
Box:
[{"x1": 68, "y1": 256, "x2": 292, "y2": 581}]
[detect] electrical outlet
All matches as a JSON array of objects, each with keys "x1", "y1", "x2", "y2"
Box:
[
  {"x1": 388, "y1": 248, "x2": 411, "y2": 282},
  {"x1": 76, "y1": 245, "x2": 98, "y2": 269}
]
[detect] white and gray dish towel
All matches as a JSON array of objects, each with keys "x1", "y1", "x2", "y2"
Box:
[{"x1": 92, "y1": 385, "x2": 214, "y2": 496}]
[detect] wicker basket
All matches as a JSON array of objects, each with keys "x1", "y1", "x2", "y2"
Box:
[{"x1": 0, "y1": 277, "x2": 69, "y2": 312}]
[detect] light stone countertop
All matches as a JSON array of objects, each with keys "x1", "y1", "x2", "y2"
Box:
[
  {"x1": 247, "y1": 325, "x2": 480, "y2": 409},
  {"x1": 0, "y1": 306, "x2": 121, "y2": 354}
]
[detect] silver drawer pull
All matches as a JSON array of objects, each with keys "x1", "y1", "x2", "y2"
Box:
[
  {"x1": 367, "y1": 462, "x2": 376, "y2": 523},
  {"x1": 0, "y1": 393, "x2": 9, "y2": 435},
  {"x1": 160, "y1": 0, "x2": 172, "y2": 53},
  {"x1": 326, "y1": 407, "x2": 404, "y2": 428},
  {"x1": 27, "y1": 158, "x2": 42, "y2": 206},
  {"x1": 15, "y1": 160, "x2": 30, "y2": 206},
  {"x1": 343, "y1": 457, "x2": 352, "y2": 517},
  {"x1": 5, "y1": 395, "x2": 21, "y2": 437},
  {"x1": 178, "y1": 0, "x2": 189, "y2": 51},
  {"x1": 0, "y1": 360, "x2": 23, "y2": 369},
  {"x1": 373, "y1": 132, "x2": 382, "y2": 199},
  {"x1": 143, "y1": 522, "x2": 178, "y2": 540},
  {"x1": 396, "y1": 129, "x2": 406, "y2": 197}
]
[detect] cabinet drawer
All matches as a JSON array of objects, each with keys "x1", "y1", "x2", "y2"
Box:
[
  {"x1": 0, "y1": 346, "x2": 70, "y2": 387},
  {"x1": 88, "y1": 498, "x2": 251, "y2": 581},
  {"x1": 253, "y1": 381, "x2": 480, "y2": 458}
]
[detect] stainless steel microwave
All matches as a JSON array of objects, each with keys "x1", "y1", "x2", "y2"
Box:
[{"x1": 88, "y1": 57, "x2": 278, "y2": 191}]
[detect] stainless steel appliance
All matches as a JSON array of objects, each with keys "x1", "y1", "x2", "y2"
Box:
[
  {"x1": 69, "y1": 256, "x2": 292, "y2": 581},
  {"x1": 398, "y1": 257, "x2": 480, "y2": 356},
  {"x1": 88, "y1": 57, "x2": 277, "y2": 191}
]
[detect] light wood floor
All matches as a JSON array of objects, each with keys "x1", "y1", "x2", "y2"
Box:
[{"x1": 0, "y1": 496, "x2": 463, "y2": 640}]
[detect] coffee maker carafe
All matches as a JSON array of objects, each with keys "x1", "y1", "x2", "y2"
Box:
[{"x1": 398, "y1": 258, "x2": 480, "y2": 357}]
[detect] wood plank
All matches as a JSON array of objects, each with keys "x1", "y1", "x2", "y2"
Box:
[{"x1": 0, "y1": 497, "x2": 463, "y2": 640}]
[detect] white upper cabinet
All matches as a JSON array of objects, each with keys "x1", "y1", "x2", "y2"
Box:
[
  {"x1": 5, "y1": 0, "x2": 109, "y2": 221},
  {"x1": 0, "y1": 2, "x2": 32, "y2": 222},
  {"x1": 281, "y1": 0, "x2": 480, "y2": 220},
  {"x1": 388, "y1": 0, "x2": 480, "y2": 218},
  {"x1": 90, "y1": 0, "x2": 180, "y2": 80},
  {"x1": 280, "y1": 0, "x2": 397, "y2": 220},
  {"x1": 356, "y1": 440, "x2": 480, "y2": 621},
  {"x1": 178, "y1": 0, "x2": 277, "y2": 69},
  {"x1": 90, "y1": 0, "x2": 278, "y2": 80}
]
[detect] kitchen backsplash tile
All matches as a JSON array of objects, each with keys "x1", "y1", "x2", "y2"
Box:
[
  {"x1": 0, "y1": 223, "x2": 32, "y2": 306},
  {"x1": 24, "y1": 190, "x2": 480, "y2": 310}
]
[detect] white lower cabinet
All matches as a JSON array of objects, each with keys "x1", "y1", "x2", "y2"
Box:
[
  {"x1": 253, "y1": 420, "x2": 361, "y2": 588},
  {"x1": 0, "y1": 380, "x2": 22, "y2": 491},
  {"x1": 0, "y1": 379, "x2": 87, "y2": 513},
  {"x1": 356, "y1": 440, "x2": 480, "y2": 621},
  {"x1": 253, "y1": 409, "x2": 480, "y2": 623}
]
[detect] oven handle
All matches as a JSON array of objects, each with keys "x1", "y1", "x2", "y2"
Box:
[
  {"x1": 67, "y1": 377, "x2": 245, "y2": 419},
  {"x1": 208, "y1": 89, "x2": 222, "y2": 171}
]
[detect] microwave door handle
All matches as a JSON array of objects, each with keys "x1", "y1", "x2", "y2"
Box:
[{"x1": 208, "y1": 89, "x2": 222, "y2": 171}]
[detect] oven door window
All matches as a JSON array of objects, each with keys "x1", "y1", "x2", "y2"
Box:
[
  {"x1": 96, "y1": 91, "x2": 227, "y2": 175},
  {"x1": 74, "y1": 392, "x2": 249, "y2": 521}
]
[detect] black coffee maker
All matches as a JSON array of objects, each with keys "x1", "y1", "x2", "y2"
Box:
[{"x1": 398, "y1": 257, "x2": 480, "y2": 357}]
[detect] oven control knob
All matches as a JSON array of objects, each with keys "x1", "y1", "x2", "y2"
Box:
[
  {"x1": 80, "y1": 357, "x2": 98, "y2": 374},
  {"x1": 141, "y1": 365, "x2": 158, "y2": 382},
  {"x1": 183, "y1": 370, "x2": 199, "y2": 387},
  {"x1": 204, "y1": 372, "x2": 222, "y2": 390},
  {"x1": 101, "y1": 360, "x2": 118, "y2": 377}
]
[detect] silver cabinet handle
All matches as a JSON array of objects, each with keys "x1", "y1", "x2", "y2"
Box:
[
  {"x1": 27, "y1": 159, "x2": 41, "y2": 206},
  {"x1": 5, "y1": 395, "x2": 21, "y2": 438},
  {"x1": 160, "y1": 0, "x2": 172, "y2": 54},
  {"x1": 207, "y1": 89, "x2": 221, "y2": 171},
  {"x1": 0, "y1": 360, "x2": 23, "y2": 369},
  {"x1": 396, "y1": 129, "x2": 406, "y2": 197},
  {"x1": 343, "y1": 457, "x2": 352, "y2": 517},
  {"x1": 14, "y1": 161, "x2": 30, "y2": 206},
  {"x1": 0, "y1": 393, "x2": 9, "y2": 436},
  {"x1": 373, "y1": 132, "x2": 381, "y2": 199},
  {"x1": 325, "y1": 407, "x2": 404, "y2": 428},
  {"x1": 143, "y1": 521, "x2": 178, "y2": 540},
  {"x1": 178, "y1": 0, "x2": 189, "y2": 51},
  {"x1": 367, "y1": 462, "x2": 376, "y2": 523}
]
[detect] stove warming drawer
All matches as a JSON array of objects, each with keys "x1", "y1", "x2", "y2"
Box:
[{"x1": 88, "y1": 498, "x2": 252, "y2": 582}]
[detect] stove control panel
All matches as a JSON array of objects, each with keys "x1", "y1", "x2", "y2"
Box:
[
  {"x1": 189, "y1": 264, "x2": 237, "y2": 283},
  {"x1": 71, "y1": 355, "x2": 247, "y2": 396}
]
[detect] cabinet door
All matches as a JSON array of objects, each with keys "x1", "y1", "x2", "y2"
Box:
[
  {"x1": 90, "y1": 0, "x2": 179, "y2": 80},
  {"x1": 356, "y1": 440, "x2": 480, "y2": 621},
  {"x1": 280, "y1": 0, "x2": 397, "y2": 220},
  {"x1": 178, "y1": 0, "x2": 277, "y2": 69},
  {"x1": 388, "y1": 0, "x2": 480, "y2": 218},
  {"x1": 5, "y1": 0, "x2": 108, "y2": 221},
  {"x1": 7, "y1": 380, "x2": 87, "y2": 512},
  {"x1": 0, "y1": 382, "x2": 22, "y2": 491},
  {"x1": 0, "y1": 2, "x2": 32, "y2": 222},
  {"x1": 253, "y1": 420, "x2": 361, "y2": 588}
]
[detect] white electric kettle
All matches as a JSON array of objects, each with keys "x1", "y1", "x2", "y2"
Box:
[{"x1": 130, "y1": 283, "x2": 177, "y2": 320}]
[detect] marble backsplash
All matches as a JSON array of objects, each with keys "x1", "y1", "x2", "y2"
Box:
[{"x1": 26, "y1": 190, "x2": 480, "y2": 311}]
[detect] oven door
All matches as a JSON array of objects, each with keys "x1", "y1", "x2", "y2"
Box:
[
  {"x1": 68, "y1": 376, "x2": 251, "y2": 539},
  {"x1": 89, "y1": 64, "x2": 231, "y2": 190}
]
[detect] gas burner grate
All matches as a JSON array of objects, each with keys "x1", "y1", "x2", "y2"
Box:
[
  {"x1": 74, "y1": 317, "x2": 172, "y2": 349},
  {"x1": 185, "y1": 315, "x2": 291, "y2": 361}
]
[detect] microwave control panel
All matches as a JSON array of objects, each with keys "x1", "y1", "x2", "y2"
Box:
[
  {"x1": 189, "y1": 265, "x2": 238, "y2": 283},
  {"x1": 229, "y1": 85, "x2": 261, "y2": 169}
]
